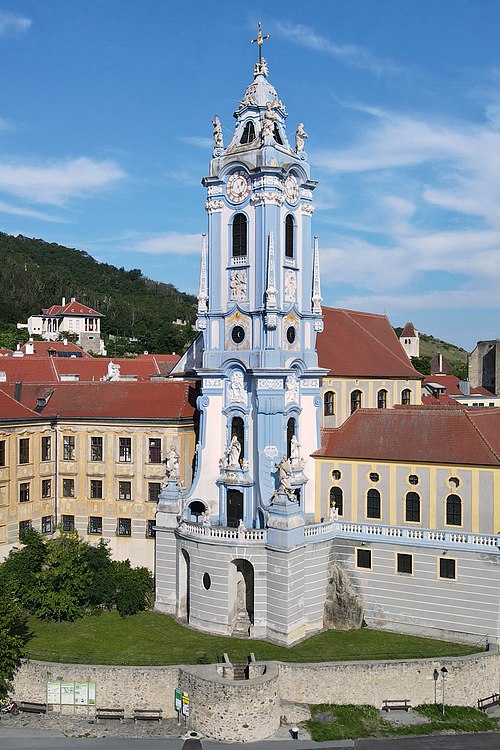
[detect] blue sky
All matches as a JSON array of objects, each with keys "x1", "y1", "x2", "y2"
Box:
[{"x1": 1, "y1": 1, "x2": 500, "y2": 350}]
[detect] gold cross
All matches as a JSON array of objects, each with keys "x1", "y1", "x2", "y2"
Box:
[{"x1": 250, "y1": 22, "x2": 270, "y2": 64}]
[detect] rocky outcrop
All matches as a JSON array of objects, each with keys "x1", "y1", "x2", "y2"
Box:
[{"x1": 323, "y1": 563, "x2": 364, "y2": 630}]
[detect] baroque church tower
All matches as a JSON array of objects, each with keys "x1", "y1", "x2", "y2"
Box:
[{"x1": 156, "y1": 28, "x2": 326, "y2": 644}]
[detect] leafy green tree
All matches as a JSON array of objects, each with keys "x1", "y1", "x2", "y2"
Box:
[
  {"x1": 84, "y1": 539, "x2": 116, "y2": 610},
  {"x1": 113, "y1": 561, "x2": 154, "y2": 617},
  {"x1": 0, "y1": 528, "x2": 47, "y2": 602},
  {"x1": 411, "y1": 355, "x2": 432, "y2": 375},
  {"x1": 0, "y1": 592, "x2": 31, "y2": 700},
  {"x1": 451, "y1": 361, "x2": 468, "y2": 381}
]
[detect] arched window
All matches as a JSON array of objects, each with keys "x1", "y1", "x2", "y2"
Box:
[
  {"x1": 329, "y1": 486, "x2": 343, "y2": 516},
  {"x1": 324, "y1": 390, "x2": 335, "y2": 416},
  {"x1": 405, "y1": 492, "x2": 420, "y2": 522},
  {"x1": 377, "y1": 389, "x2": 388, "y2": 409},
  {"x1": 232, "y1": 213, "x2": 247, "y2": 258},
  {"x1": 188, "y1": 500, "x2": 206, "y2": 520},
  {"x1": 240, "y1": 121, "x2": 255, "y2": 144},
  {"x1": 231, "y1": 416, "x2": 245, "y2": 460},
  {"x1": 401, "y1": 388, "x2": 411, "y2": 405},
  {"x1": 285, "y1": 215, "x2": 294, "y2": 258},
  {"x1": 367, "y1": 488, "x2": 381, "y2": 519},
  {"x1": 286, "y1": 417, "x2": 296, "y2": 459},
  {"x1": 273, "y1": 124, "x2": 283, "y2": 144},
  {"x1": 351, "y1": 390, "x2": 362, "y2": 414},
  {"x1": 446, "y1": 494, "x2": 462, "y2": 526}
]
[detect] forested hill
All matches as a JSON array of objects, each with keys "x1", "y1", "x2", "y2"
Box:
[{"x1": 0, "y1": 232, "x2": 197, "y2": 354}]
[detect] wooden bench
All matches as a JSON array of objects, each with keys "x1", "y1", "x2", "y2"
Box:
[
  {"x1": 95, "y1": 707, "x2": 124, "y2": 722},
  {"x1": 478, "y1": 693, "x2": 500, "y2": 711},
  {"x1": 18, "y1": 701, "x2": 47, "y2": 714},
  {"x1": 382, "y1": 699, "x2": 411, "y2": 712},
  {"x1": 133, "y1": 708, "x2": 162, "y2": 722}
]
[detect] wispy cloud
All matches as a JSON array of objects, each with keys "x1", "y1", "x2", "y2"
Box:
[
  {"x1": 0, "y1": 157, "x2": 125, "y2": 205},
  {"x1": 179, "y1": 136, "x2": 212, "y2": 149},
  {"x1": 0, "y1": 11, "x2": 31, "y2": 37},
  {"x1": 0, "y1": 200, "x2": 67, "y2": 222},
  {"x1": 275, "y1": 22, "x2": 400, "y2": 75},
  {"x1": 132, "y1": 232, "x2": 202, "y2": 255}
]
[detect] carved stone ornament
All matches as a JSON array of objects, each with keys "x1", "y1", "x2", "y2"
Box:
[
  {"x1": 264, "y1": 445, "x2": 279, "y2": 459},
  {"x1": 164, "y1": 445, "x2": 180, "y2": 481},
  {"x1": 253, "y1": 175, "x2": 281, "y2": 190},
  {"x1": 257, "y1": 378, "x2": 283, "y2": 390},
  {"x1": 251, "y1": 192, "x2": 284, "y2": 207},
  {"x1": 229, "y1": 269, "x2": 247, "y2": 301},
  {"x1": 285, "y1": 372, "x2": 299, "y2": 406},
  {"x1": 301, "y1": 188, "x2": 313, "y2": 200},
  {"x1": 227, "y1": 370, "x2": 246, "y2": 404},
  {"x1": 207, "y1": 185, "x2": 222, "y2": 197},
  {"x1": 205, "y1": 200, "x2": 224, "y2": 213},
  {"x1": 284, "y1": 270, "x2": 296, "y2": 302},
  {"x1": 301, "y1": 378, "x2": 320, "y2": 389},
  {"x1": 204, "y1": 378, "x2": 223, "y2": 389},
  {"x1": 301, "y1": 203, "x2": 315, "y2": 216}
]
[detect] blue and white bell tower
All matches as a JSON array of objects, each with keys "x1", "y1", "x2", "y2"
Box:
[{"x1": 156, "y1": 28, "x2": 327, "y2": 644}]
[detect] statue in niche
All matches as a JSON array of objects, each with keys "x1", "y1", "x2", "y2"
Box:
[
  {"x1": 202, "y1": 509, "x2": 211, "y2": 525},
  {"x1": 290, "y1": 435, "x2": 301, "y2": 465},
  {"x1": 228, "y1": 370, "x2": 246, "y2": 403},
  {"x1": 230, "y1": 270, "x2": 247, "y2": 301},
  {"x1": 295, "y1": 122, "x2": 308, "y2": 153},
  {"x1": 212, "y1": 115, "x2": 224, "y2": 149},
  {"x1": 262, "y1": 101, "x2": 278, "y2": 140},
  {"x1": 284, "y1": 270, "x2": 296, "y2": 302},
  {"x1": 224, "y1": 435, "x2": 241, "y2": 468},
  {"x1": 329, "y1": 503, "x2": 339, "y2": 521},
  {"x1": 275, "y1": 456, "x2": 295, "y2": 500},
  {"x1": 285, "y1": 372, "x2": 299, "y2": 404},
  {"x1": 164, "y1": 445, "x2": 180, "y2": 481}
]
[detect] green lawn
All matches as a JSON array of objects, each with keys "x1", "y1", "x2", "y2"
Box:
[
  {"x1": 26, "y1": 610, "x2": 480, "y2": 665},
  {"x1": 305, "y1": 704, "x2": 499, "y2": 741}
]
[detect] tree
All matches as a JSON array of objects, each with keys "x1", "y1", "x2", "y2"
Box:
[
  {"x1": 411, "y1": 355, "x2": 431, "y2": 375},
  {"x1": 113, "y1": 561, "x2": 154, "y2": 617},
  {"x1": 0, "y1": 592, "x2": 31, "y2": 700},
  {"x1": 0, "y1": 527, "x2": 48, "y2": 602}
]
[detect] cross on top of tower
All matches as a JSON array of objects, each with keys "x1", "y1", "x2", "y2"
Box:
[{"x1": 250, "y1": 22, "x2": 270, "y2": 77}]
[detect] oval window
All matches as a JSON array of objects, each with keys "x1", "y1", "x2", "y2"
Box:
[
  {"x1": 231, "y1": 326, "x2": 245, "y2": 344},
  {"x1": 202, "y1": 572, "x2": 211, "y2": 590},
  {"x1": 286, "y1": 326, "x2": 296, "y2": 344}
]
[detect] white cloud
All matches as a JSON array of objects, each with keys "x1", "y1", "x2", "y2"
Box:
[
  {"x1": 0, "y1": 157, "x2": 125, "y2": 205},
  {"x1": 0, "y1": 11, "x2": 31, "y2": 36},
  {"x1": 179, "y1": 136, "x2": 212, "y2": 149},
  {"x1": 0, "y1": 200, "x2": 66, "y2": 222},
  {"x1": 275, "y1": 22, "x2": 399, "y2": 75},
  {"x1": 133, "y1": 232, "x2": 202, "y2": 256}
]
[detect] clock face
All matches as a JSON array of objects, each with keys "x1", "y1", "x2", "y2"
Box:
[
  {"x1": 284, "y1": 175, "x2": 299, "y2": 204},
  {"x1": 227, "y1": 171, "x2": 250, "y2": 203}
]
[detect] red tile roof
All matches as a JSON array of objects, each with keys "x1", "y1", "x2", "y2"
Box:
[
  {"x1": 42, "y1": 300, "x2": 102, "y2": 317},
  {"x1": 315, "y1": 406, "x2": 500, "y2": 466},
  {"x1": 0, "y1": 388, "x2": 38, "y2": 419},
  {"x1": 400, "y1": 322, "x2": 417, "y2": 337},
  {"x1": 422, "y1": 374, "x2": 485, "y2": 397},
  {"x1": 20, "y1": 341, "x2": 92, "y2": 357},
  {"x1": 4, "y1": 381, "x2": 197, "y2": 420},
  {"x1": 317, "y1": 307, "x2": 421, "y2": 379}
]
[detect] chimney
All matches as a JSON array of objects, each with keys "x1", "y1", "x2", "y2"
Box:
[
  {"x1": 63, "y1": 338, "x2": 68, "y2": 346},
  {"x1": 62, "y1": 297, "x2": 66, "y2": 306},
  {"x1": 459, "y1": 380, "x2": 471, "y2": 396},
  {"x1": 25, "y1": 341, "x2": 34, "y2": 355},
  {"x1": 14, "y1": 382, "x2": 22, "y2": 402},
  {"x1": 71, "y1": 297, "x2": 75, "y2": 302}
]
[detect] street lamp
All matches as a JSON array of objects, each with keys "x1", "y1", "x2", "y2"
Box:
[
  {"x1": 433, "y1": 669, "x2": 439, "y2": 704},
  {"x1": 440, "y1": 666, "x2": 448, "y2": 716}
]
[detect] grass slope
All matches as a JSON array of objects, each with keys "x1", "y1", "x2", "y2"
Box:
[{"x1": 26, "y1": 610, "x2": 479, "y2": 666}]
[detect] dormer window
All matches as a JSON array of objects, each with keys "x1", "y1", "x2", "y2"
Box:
[
  {"x1": 240, "y1": 121, "x2": 255, "y2": 144},
  {"x1": 232, "y1": 213, "x2": 247, "y2": 258}
]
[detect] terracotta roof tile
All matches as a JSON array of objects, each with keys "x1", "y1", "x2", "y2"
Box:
[
  {"x1": 0, "y1": 388, "x2": 38, "y2": 419},
  {"x1": 400, "y1": 322, "x2": 417, "y2": 337},
  {"x1": 317, "y1": 307, "x2": 421, "y2": 379},
  {"x1": 315, "y1": 406, "x2": 500, "y2": 466}
]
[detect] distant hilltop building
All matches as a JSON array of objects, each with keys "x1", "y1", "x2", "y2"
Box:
[
  {"x1": 430, "y1": 351, "x2": 453, "y2": 375},
  {"x1": 469, "y1": 340, "x2": 500, "y2": 395},
  {"x1": 18, "y1": 296, "x2": 105, "y2": 355},
  {"x1": 399, "y1": 321, "x2": 419, "y2": 358}
]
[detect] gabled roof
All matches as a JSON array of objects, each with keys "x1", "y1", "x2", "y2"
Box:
[
  {"x1": 42, "y1": 300, "x2": 102, "y2": 317},
  {"x1": 315, "y1": 406, "x2": 500, "y2": 466},
  {"x1": 4, "y1": 381, "x2": 197, "y2": 420},
  {"x1": 400, "y1": 321, "x2": 417, "y2": 337},
  {"x1": 316, "y1": 307, "x2": 421, "y2": 379}
]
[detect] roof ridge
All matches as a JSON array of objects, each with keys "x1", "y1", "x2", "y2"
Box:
[{"x1": 465, "y1": 410, "x2": 500, "y2": 462}]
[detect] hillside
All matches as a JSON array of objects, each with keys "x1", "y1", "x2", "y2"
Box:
[
  {"x1": 394, "y1": 327, "x2": 468, "y2": 378},
  {"x1": 0, "y1": 233, "x2": 197, "y2": 355}
]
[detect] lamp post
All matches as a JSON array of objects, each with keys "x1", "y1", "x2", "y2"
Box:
[
  {"x1": 433, "y1": 669, "x2": 439, "y2": 704},
  {"x1": 440, "y1": 666, "x2": 448, "y2": 716}
]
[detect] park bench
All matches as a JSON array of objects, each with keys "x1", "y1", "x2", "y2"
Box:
[
  {"x1": 477, "y1": 693, "x2": 500, "y2": 711},
  {"x1": 95, "y1": 707, "x2": 124, "y2": 721},
  {"x1": 382, "y1": 699, "x2": 411, "y2": 712},
  {"x1": 18, "y1": 701, "x2": 47, "y2": 714},
  {"x1": 133, "y1": 708, "x2": 162, "y2": 722}
]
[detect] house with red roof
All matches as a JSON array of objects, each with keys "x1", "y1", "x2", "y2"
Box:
[{"x1": 18, "y1": 296, "x2": 104, "y2": 355}]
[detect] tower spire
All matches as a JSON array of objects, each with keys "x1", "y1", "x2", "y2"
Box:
[
  {"x1": 312, "y1": 235, "x2": 322, "y2": 316},
  {"x1": 250, "y1": 21, "x2": 270, "y2": 77}
]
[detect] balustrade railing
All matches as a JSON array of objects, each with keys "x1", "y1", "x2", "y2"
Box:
[{"x1": 180, "y1": 521, "x2": 266, "y2": 542}]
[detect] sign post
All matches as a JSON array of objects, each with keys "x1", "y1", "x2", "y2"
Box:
[
  {"x1": 182, "y1": 690, "x2": 190, "y2": 725},
  {"x1": 174, "y1": 688, "x2": 182, "y2": 724}
]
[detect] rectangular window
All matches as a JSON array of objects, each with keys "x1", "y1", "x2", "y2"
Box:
[
  {"x1": 41, "y1": 436, "x2": 51, "y2": 461},
  {"x1": 19, "y1": 482, "x2": 30, "y2": 503},
  {"x1": 19, "y1": 438, "x2": 30, "y2": 464},
  {"x1": 148, "y1": 482, "x2": 161, "y2": 503},
  {"x1": 439, "y1": 557, "x2": 457, "y2": 580},
  {"x1": 62, "y1": 478, "x2": 75, "y2": 497},
  {"x1": 117, "y1": 517, "x2": 131, "y2": 536},
  {"x1": 397, "y1": 553, "x2": 413, "y2": 575},
  {"x1": 119, "y1": 481, "x2": 131, "y2": 501},
  {"x1": 63, "y1": 435, "x2": 75, "y2": 461},
  {"x1": 42, "y1": 515, "x2": 52, "y2": 534},
  {"x1": 61, "y1": 514, "x2": 75, "y2": 532},
  {"x1": 0, "y1": 439, "x2": 5, "y2": 466},
  {"x1": 41, "y1": 479, "x2": 52, "y2": 499},
  {"x1": 119, "y1": 437, "x2": 132, "y2": 462},
  {"x1": 90, "y1": 436, "x2": 103, "y2": 462},
  {"x1": 18, "y1": 519, "x2": 31, "y2": 536},
  {"x1": 88, "y1": 516, "x2": 102, "y2": 535},
  {"x1": 149, "y1": 438, "x2": 162, "y2": 463},
  {"x1": 356, "y1": 548, "x2": 372, "y2": 569},
  {"x1": 146, "y1": 519, "x2": 156, "y2": 538},
  {"x1": 90, "y1": 480, "x2": 103, "y2": 499}
]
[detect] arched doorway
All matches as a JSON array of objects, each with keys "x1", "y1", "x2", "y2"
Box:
[
  {"x1": 178, "y1": 549, "x2": 190, "y2": 622},
  {"x1": 229, "y1": 559, "x2": 254, "y2": 636}
]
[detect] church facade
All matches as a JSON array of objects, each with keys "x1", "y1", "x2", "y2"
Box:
[{"x1": 154, "y1": 47, "x2": 500, "y2": 646}]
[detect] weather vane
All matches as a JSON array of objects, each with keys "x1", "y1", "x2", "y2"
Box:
[{"x1": 250, "y1": 22, "x2": 270, "y2": 65}]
